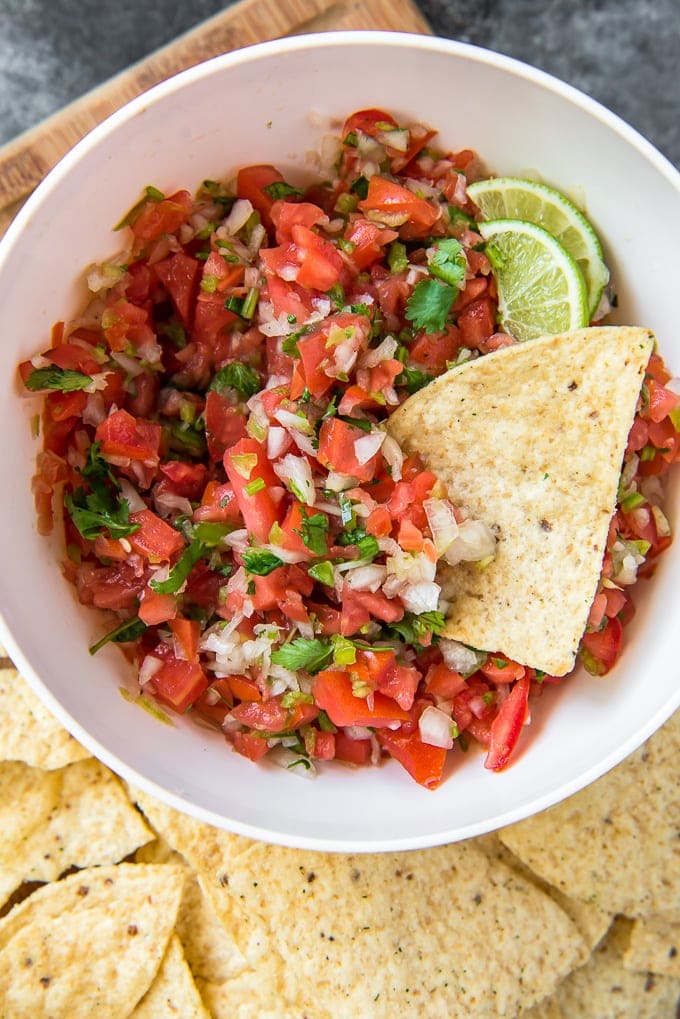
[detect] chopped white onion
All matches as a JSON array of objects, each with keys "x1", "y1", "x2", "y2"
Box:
[
  {"x1": 224, "y1": 198, "x2": 254, "y2": 234},
  {"x1": 424, "y1": 498, "x2": 459, "y2": 556},
  {"x1": 267, "y1": 426, "x2": 291, "y2": 460},
  {"x1": 223, "y1": 530, "x2": 250, "y2": 554},
  {"x1": 119, "y1": 478, "x2": 147, "y2": 513},
  {"x1": 343, "y1": 564, "x2": 387, "y2": 592},
  {"x1": 273, "y1": 453, "x2": 316, "y2": 506},
  {"x1": 380, "y1": 434, "x2": 404, "y2": 481},
  {"x1": 418, "y1": 705, "x2": 454, "y2": 749},
  {"x1": 273, "y1": 408, "x2": 315, "y2": 436},
  {"x1": 440, "y1": 639, "x2": 486, "y2": 675},
  {"x1": 354, "y1": 430, "x2": 385, "y2": 465},
  {"x1": 82, "y1": 392, "x2": 107, "y2": 428},
  {"x1": 443, "y1": 519, "x2": 496, "y2": 565},
  {"x1": 153, "y1": 489, "x2": 193, "y2": 518},
  {"x1": 323, "y1": 472, "x2": 357, "y2": 492},
  {"x1": 268, "y1": 746, "x2": 317, "y2": 778},
  {"x1": 138, "y1": 655, "x2": 164, "y2": 688},
  {"x1": 358, "y1": 335, "x2": 399, "y2": 368},
  {"x1": 344, "y1": 725, "x2": 373, "y2": 741},
  {"x1": 399, "y1": 580, "x2": 441, "y2": 614}
]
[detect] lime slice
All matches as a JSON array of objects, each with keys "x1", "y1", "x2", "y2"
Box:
[
  {"x1": 467, "y1": 176, "x2": 609, "y2": 316},
  {"x1": 478, "y1": 219, "x2": 590, "y2": 341}
]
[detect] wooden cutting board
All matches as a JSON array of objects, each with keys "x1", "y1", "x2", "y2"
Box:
[{"x1": 0, "y1": 0, "x2": 430, "y2": 236}]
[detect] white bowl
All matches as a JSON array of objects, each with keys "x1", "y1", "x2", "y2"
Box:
[{"x1": 0, "y1": 32, "x2": 678, "y2": 852}]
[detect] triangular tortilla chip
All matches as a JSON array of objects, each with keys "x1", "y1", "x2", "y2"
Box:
[{"x1": 387, "y1": 326, "x2": 653, "y2": 674}]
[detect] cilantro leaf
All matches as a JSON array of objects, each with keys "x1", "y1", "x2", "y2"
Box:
[
  {"x1": 428, "y1": 238, "x2": 467, "y2": 288},
  {"x1": 89, "y1": 617, "x2": 147, "y2": 655},
  {"x1": 150, "y1": 540, "x2": 204, "y2": 594},
  {"x1": 24, "y1": 366, "x2": 93, "y2": 392},
  {"x1": 396, "y1": 365, "x2": 433, "y2": 395},
  {"x1": 405, "y1": 279, "x2": 455, "y2": 333},
  {"x1": 242, "y1": 549, "x2": 284, "y2": 576},
  {"x1": 80, "y1": 441, "x2": 117, "y2": 485},
  {"x1": 295, "y1": 509, "x2": 329, "y2": 556},
  {"x1": 262, "y1": 181, "x2": 304, "y2": 200},
  {"x1": 209, "y1": 362, "x2": 261, "y2": 398},
  {"x1": 386, "y1": 610, "x2": 446, "y2": 646},
  {"x1": 271, "y1": 637, "x2": 334, "y2": 674},
  {"x1": 65, "y1": 484, "x2": 139, "y2": 541}
]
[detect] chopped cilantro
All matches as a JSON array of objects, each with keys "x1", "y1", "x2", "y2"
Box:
[
  {"x1": 396, "y1": 365, "x2": 432, "y2": 394},
  {"x1": 209, "y1": 361, "x2": 261, "y2": 398},
  {"x1": 80, "y1": 441, "x2": 117, "y2": 485},
  {"x1": 65, "y1": 483, "x2": 139, "y2": 542},
  {"x1": 350, "y1": 175, "x2": 369, "y2": 200},
  {"x1": 271, "y1": 637, "x2": 335, "y2": 674},
  {"x1": 242, "y1": 549, "x2": 284, "y2": 576},
  {"x1": 295, "y1": 509, "x2": 329, "y2": 556},
  {"x1": 386, "y1": 610, "x2": 446, "y2": 646},
  {"x1": 24, "y1": 366, "x2": 93, "y2": 392},
  {"x1": 262, "y1": 181, "x2": 304, "y2": 200},
  {"x1": 89, "y1": 617, "x2": 147, "y2": 655},
  {"x1": 428, "y1": 238, "x2": 467, "y2": 288},
  {"x1": 150, "y1": 540, "x2": 204, "y2": 594},
  {"x1": 405, "y1": 279, "x2": 455, "y2": 333}
]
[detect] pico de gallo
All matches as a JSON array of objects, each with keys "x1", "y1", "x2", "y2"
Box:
[{"x1": 20, "y1": 108, "x2": 679, "y2": 789}]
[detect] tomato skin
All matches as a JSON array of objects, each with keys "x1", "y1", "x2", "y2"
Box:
[
  {"x1": 484, "y1": 676, "x2": 531, "y2": 771},
  {"x1": 159, "y1": 461, "x2": 207, "y2": 500},
  {"x1": 154, "y1": 252, "x2": 202, "y2": 326},
  {"x1": 232, "y1": 697, "x2": 289, "y2": 732},
  {"x1": 205, "y1": 390, "x2": 248, "y2": 462},
  {"x1": 340, "y1": 586, "x2": 404, "y2": 636},
  {"x1": 233, "y1": 730, "x2": 269, "y2": 762},
  {"x1": 313, "y1": 670, "x2": 411, "y2": 727},
  {"x1": 317, "y1": 418, "x2": 380, "y2": 482},
  {"x1": 193, "y1": 481, "x2": 241, "y2": 524},
  {"x1": 223, "y1": 437, "x2": 283, "y2": 542},
  {"x1": 169, "y1": 617, "x2": 200, "y2": 662},
  {"x1": 358, "y1": 177, "x2": 439, "y2": 237},
  {"x1": 580, "y1": 616, "x2": 624, "y2": 675},
  {"x1": 409, "y1": 326, "x2": 460, "y2": 374},
  {"x1": 334, "y1": 730, "x2": 372, "y2": 765},
  {"x1": 227, "y1": 676, "x2": 262, "y2": 702},
  {"x1": 46, "y1": 341, "x2": 102, "y2": 376},
  {"x1": 138, "y1": 587, "x2": 177, "y2": 625},
  {"x1": 131, "y1": 190, "x2": 192, "y2": 244},
  {"x1": 96, "y1": 408, "x2": 161, "y2": 465},
  {"x1": 128, "y1": 509, "x2": 186, "y2": 561},
  {"x1": 377, "y1": 728, "x2": 447, "y2": 789},
  {"x1": 479, "y1": 656, "x2": 526, "y2": 685},
  {"x1": 342, "y1": 108, "x2": 397, "y2": 140},
  {"x1": 236, "y1": 165, "x2": 285, "y2": 230},
  {"x1": 457, "y1": 297, "x2": 495, "y2": 350},
  {"x1": 150, "y1": 657, "x2": 209, "y2": 713},
  {"x1": 424, "y1": 663, "x2": 467, "y2": 700},
  {"x1": 344, "y1": 218, "x2": 397, "y2": 270},
  {"x1": 272, "y1": 201, "x2": 327, "y2": 243},
  {"x1": 191, "y1": 293, "x2": 240, "y2": 351}
]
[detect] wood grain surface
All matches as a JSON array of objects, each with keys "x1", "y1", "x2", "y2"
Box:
[{"x1": 0, "y1": 0, "x2": 430, "y2": 235}]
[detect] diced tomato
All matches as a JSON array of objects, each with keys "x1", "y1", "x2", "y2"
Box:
[
  {"x1": 646, "y1": 378, "x2": 680, "y2": 423},
  {"x1": 365, "y1": 506, "x2": 392, "y2": 537},
  {"x1": 96, "y1": 408, "x2": 161, "y2": 465},
  {"x1": 128, "y1": 509, "x2": 185, "y2": 561},
  {"x1": 580, "y1": 616, "x2": 624, "y2": 675},
  {"x1": 344, "y1": 218, "x2": 397, "y2": 270},
  {"x1": 227, "y1": 676, "x2": 262, "y2": 702},
  {"x1": 309, "y1": 730, "x2": 335, "y2": 760},
  {"x1": 313, "y1": 670, "x2": 411, "y2": 727},
  {"x1": 265, "y1": 274, "x2": 315, "y2": 322},
  {"x1": 45, "y1": 390, "x2": 87, "y2": 423},
  {"x1": 424, "y1": 663, "x2": 467, "y2": 700},
  {"x1": 193, "y1": 481, "x2": 241, "y2": 524},
  {"x1": 223, "y1": 437, "x2": 283, "y2": 542},
  {"x1": 278, "y1": 500, "x2": 317, "y2": 558},
  {"x1": 232, "y1": 697, "x2": 289, "y2": 732},
  {"x1": 103, "y1": 299, "x2": 156, "y2": 353},
  {"x1": 126, "y1": 372, "x2": 160, "y2": 419},
  {"x1": 46, "y1": 341, "x2": 102, "y2": 376},
  {"x1": 138, "y1": 587, "x2": 178, "y2": 625},
  {"x1": 154, "y1": 252, "x2": 202, "y2": 326},
  {"x1": 317, "y1": 417, "x2": 380, "y2": 482},
  {"x1": 342, "y1": 108, "x2": 398, "y2": 140},
  {"x1": 289, "y1": 224, "x2": 344, "y2": 291},
  {"x1": 131, "y1": 190, "x2": 193, "y2": 244},
  {"x1": 233, "y1": 730, "x2": 269, "y2": 761},
  {"x1": 479, "y1": 656, "x2": 526, "y2": 685},
  {"x1": 358, "y1": 177, "x2": 439, "y2": 237},
  {"x1": 272, "y1": 201, "x2": 327, "y2": 243},
  {"x1": 169, "y1": 617, "x2": 200, "y2": 662},
  {"x1": 159, "y1": 461, "x2": 208, "y2": 500},
  {"x1": 340, "y1": 586, "x2": 405, "y2": 636},
  {"x1": 356, "y1": 649, "x2": 420, "y2": 711},
  {"x1": 458, "y1": 297, "x2": 496, "y2": 350},
  {"x1": 377, "y1": 728, "x2": 447, "y2": 789},
  {"x1": 204, "y1": 390, "x2": 248, "y2": 462},
  {"x1": 409, "y1": 326, "x2": 460, "y2": 374},
  {"x1": 484, "y1": 676, "x2": 531, "y2": 771},
  {"x1": 191, "y1": 292, "x2": 240, "y2": 352},
  {"x1": 75, "y1": 562, "x2": 145, "y2": 612},
  {"x1": 236, "y1": 165, "x2": 285, "y2": 231},
  {"x1": 150, "y1": 656, "x2": 209, "y2": 713},
  {"x1": 334, "y1": 730, "x2": 372, "y2": 765}
]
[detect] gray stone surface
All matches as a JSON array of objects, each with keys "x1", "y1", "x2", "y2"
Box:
[{"x1": 0, "y1": 0, "x2": 678, "y2": 168}]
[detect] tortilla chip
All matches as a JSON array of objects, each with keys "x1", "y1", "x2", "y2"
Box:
[
  {"x1": 136, "y1": 838, "x2": 248, "y2": 982},
  {"x1": 478, "y1": 833, "x2": 613, "y2": 959},
  {"x1": 0, "y1": 667, "x2": 90, "y2": 769},
  {"x1": 499, "y1": 711, "x2": 679, "y2": 917},
  {"x1": 0, "y1": 863, "x2": 184, "y2": 1017},
  {"x1": 623, "y1": 912, "x2": 680, "y2": 979},
  {"x1": 0, "y1": 759, "x2": 152, "y2": 906},
  {"x1": 130, "y1": 789, "x2": 279, "y2": 980},
  {"x1": 212, "y1": 840, "x2": 584, "y2": 1018},
  {"x1": 130, "y1": 934, "x2": 210, "y2": 1018},
  {"x1": 196, "y1": 971, "x2": 296, "y2": 1019},
  {"x1": 387, "y1": 326, "x2": 653, "y2": 675},
  {"x1": 525, "y1": 918, "x2": 680, "y2": 1018}
]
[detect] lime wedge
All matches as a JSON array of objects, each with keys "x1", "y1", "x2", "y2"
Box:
[
  {"x1": 467, "y1": 176, "x2": 609, "y2": 316},
  {"x1": 478, "y1": 219, "x2": 590, "y2": 341}
]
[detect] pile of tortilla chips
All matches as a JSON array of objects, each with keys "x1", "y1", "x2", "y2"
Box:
[{"x1": 0, "y1": 645, "x2": 677, "y2": 1017}]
